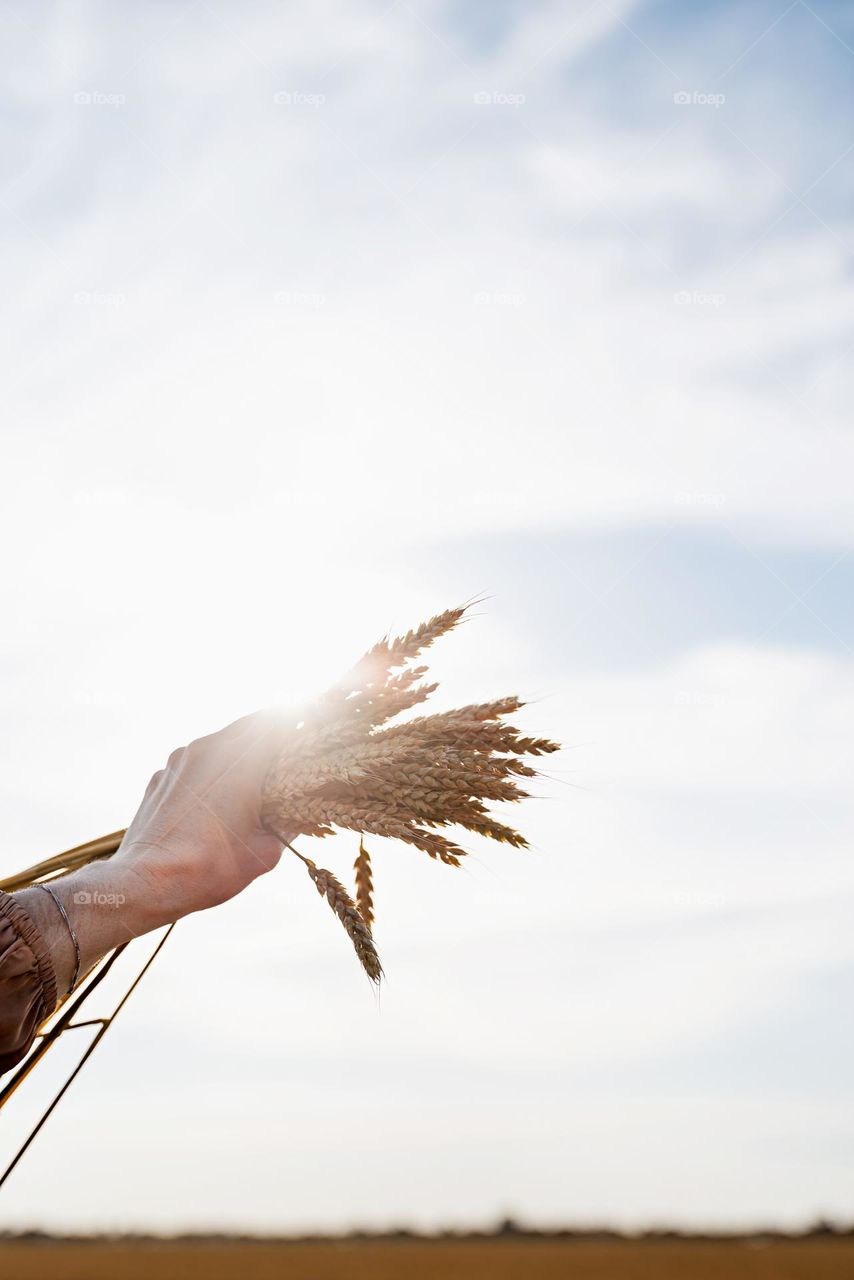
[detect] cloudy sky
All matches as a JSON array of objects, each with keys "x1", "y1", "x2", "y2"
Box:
[{"x1": 1, "y1": 0, "x2": 853, "y2": 1234}]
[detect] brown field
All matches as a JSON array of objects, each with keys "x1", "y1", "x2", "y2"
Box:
[{"x1": 1, "y1": 1237, "x2": 853, "y2": 1280}]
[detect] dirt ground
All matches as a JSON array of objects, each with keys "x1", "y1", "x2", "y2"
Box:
[{"x1": 0, "y1": 1238, "x2": 852, "y2": 1280}]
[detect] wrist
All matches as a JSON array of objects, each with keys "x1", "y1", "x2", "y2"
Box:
[{"x1": 62, "y1": 861, "x2": 165, "y2": 947}]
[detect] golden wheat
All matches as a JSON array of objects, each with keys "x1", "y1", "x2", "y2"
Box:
[
  {"x1": 293, "y1": 849, "x2": 382, "y2": 983},
  {"x1": 257, "y1": 608, "x2": 559, "y2": 977}
]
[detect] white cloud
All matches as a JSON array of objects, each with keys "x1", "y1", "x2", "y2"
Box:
[{"x1": 1, "y1": 0, "x2": 852, "y2": 556}]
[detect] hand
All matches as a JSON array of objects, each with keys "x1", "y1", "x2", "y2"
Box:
[
  {"x1": 112, "y1": 710, "x2": 290, "y2": 930},
  {"x1": 14, "y1": 711, "x2": 291, "y2": 995}
]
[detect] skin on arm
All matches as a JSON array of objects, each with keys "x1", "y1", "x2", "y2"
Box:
[{"x1": 12, "y1": 711, "x2": 290, "y2": 997}]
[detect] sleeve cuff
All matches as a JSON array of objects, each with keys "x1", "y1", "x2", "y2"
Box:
[{"x1": 0, "y1": 889, "x2": 59, "y2": 1072}]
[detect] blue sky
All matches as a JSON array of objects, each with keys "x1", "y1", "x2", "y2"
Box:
[
  {"x1": 0, "y1": 0, "x2": 852, "y2": 1234},
  {"x1": 416, "y1": 527, "x2": 854, "y2": 666}
]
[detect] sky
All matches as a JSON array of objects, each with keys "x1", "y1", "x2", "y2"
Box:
[{"x1": 1, "y1": 0, "x2": 853, "y2": 1234}]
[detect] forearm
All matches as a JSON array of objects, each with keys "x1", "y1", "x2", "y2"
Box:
[
  {"x1": 0, "y1": 860, "x2": 182, "y2": 1072},
  {"x1": 13, "y1": 862, "x2": 166, "y2": 997}
]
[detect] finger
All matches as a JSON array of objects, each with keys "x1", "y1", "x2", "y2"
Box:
[
  {"x1": 199, "y1": 708, "x2": 291, "y2": 753},
  {"x1": 143, "y1": 768, "x2": 165, "y2": 800},
  {"x1": 165, "y1": 746, "x2": 187, "y2": 772},
  {"x1": 213, "y1": 710, "x2": 266, "y2": 738}
]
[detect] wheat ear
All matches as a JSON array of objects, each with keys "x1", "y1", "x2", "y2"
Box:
[
  {"x1": 290, "y1": 846, "x2": 382, "y2": 983},
  {"x1": 353, "y1": 837, "x2": 374, "y2": 931}
]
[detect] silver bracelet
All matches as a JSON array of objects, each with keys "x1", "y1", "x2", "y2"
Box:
[{"x1": 38, "y1": 883, "x2": 81, "y2": 992}]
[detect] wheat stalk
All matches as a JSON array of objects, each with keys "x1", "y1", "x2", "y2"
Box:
[{"x1": 258, "y1": 607, "x2": 559, "y2": 977}]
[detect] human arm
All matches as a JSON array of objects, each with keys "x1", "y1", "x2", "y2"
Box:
[{"x1": 0, "y1": 710, "x2": 288, "y2": 1071}]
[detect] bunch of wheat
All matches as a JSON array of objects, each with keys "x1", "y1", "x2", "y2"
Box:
[
  {"x1": 261, "y1": 605, "x2": 559, "y2": 980},
  {"x1": 0, "y1": 606, "x2": 559, "y2": 984}
]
